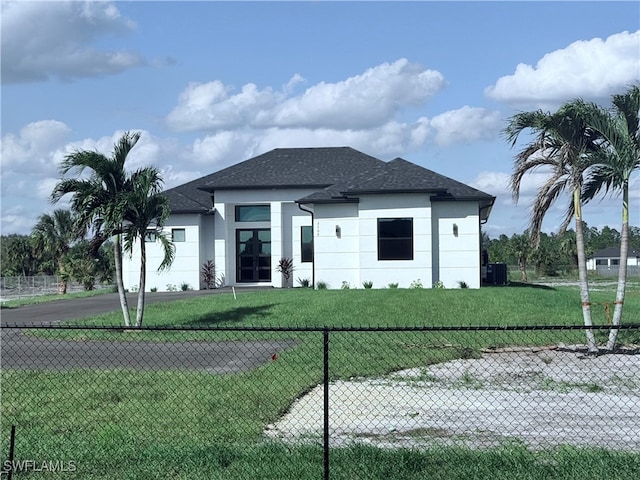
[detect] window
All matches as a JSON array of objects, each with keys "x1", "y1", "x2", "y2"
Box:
[
  {"x1": 611, "y1": 259, "x2": 620, "y2": 266},
  {"x1": 172, "y1": 228, "x2": 186, "y2": 242},
  {"x1": 301, "y1": 226, "x2": 313, "y2": 263},
  {"x1": 144, "y1": 230, "x2": 157, "y2": 243},
  {"x1": 235, "y1": 205, "x2": 270, "y2": 222},
  {"x1": 378, "y1": 218, "x2": 413, "y2": 261},
  {"x1": 595, "y1": 259, "x2": 607, "y2": 266}
]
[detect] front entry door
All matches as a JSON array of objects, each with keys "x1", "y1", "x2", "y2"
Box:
[{"x1": 236, "y1": 229, "x2": 271, "y2": 283}]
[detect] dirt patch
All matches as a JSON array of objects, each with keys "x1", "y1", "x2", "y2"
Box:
[{"x1": 265, "y1": 350, "x2": 640, "y2": 450}]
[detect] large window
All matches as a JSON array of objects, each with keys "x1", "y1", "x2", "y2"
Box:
[
  {"x1": 235, "y1": 205, "x2": 270, "y2": 222},
  {"x1": 301, "y1": 226, "x2": 313, "y2": 263},
  {"x1": 378, "y1": 218, "x2": 413, "y2": 261}
]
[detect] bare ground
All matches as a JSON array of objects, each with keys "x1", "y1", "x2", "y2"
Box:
[{"x1": 265, "y1": 349, "x2": 640, "y2": 450}]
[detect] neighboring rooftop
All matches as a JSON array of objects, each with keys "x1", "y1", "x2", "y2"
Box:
[{"x1": 589, "y1": 247, "x2": 640, "y2": 259}]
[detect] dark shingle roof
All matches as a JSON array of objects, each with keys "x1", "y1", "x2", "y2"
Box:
[
  {"x1": 164, "y1": 147, "x2": 495, "y2": 218},
  {"x1": 197, "y1": 147, "x2": 385, "y2": 190},
  {"x1": 162, "y1": 177, "x2": 214, "y2": 213},
  {"x1": 589, "y1": 247, "x2": 640, "y2": 259}
]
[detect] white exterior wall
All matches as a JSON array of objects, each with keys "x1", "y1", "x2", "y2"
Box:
[
  {"x1": 123, "y1": 189, "x2": 484, "y2": 291},
  {"x1": 213, "y1": 189, "x2": 316, "y2": 288},
  {"x1": 123, "y1": 213, "x2": 213, "y2": 292},
  {"x1": 313, "y1": 203, "x2": 360, "y2": 289},
  {"x1": 313, "y1": 194, "x2": 433, "y2": 289},
  {"x1": 587, "y1": 256, "x2": 640, "y2": 270},
  {"x1": 357, "y1": 194, "x2": 432, "y2": 289},
  {"x1": 431, "y1": 202, "x2": 481, "y2": 289}
]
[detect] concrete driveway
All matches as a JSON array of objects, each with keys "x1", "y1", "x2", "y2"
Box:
[{"x1": 0, "y1": 287, "x2": 295, "y2": 373}]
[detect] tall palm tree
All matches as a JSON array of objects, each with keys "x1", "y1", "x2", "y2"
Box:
[
  {"x1": 508, "y1": 233, "x2": 532, "y2": 282},
  {"x1": 51, "y1": 132, "x2": 141, "y2": 326},
  {"x1": 121, "y1": 167, "x2": 175, "y2": 327},
  {"x1": 31, "y1": 209, "x2": 78, "y2": 294},
  {"x1": 580, "y1": 85, "x2": 640, "y2": 350},
  {"x1": 504, "y1": 101, "x2": 601, "y2": 353}
]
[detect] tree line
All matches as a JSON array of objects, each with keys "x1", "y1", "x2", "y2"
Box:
[
  {"x1": 484, "y1": 224, "x2": 640, "y2": 279},
  {"x1": 1, "y1": 230, "x2": 115, "y2": 292}
]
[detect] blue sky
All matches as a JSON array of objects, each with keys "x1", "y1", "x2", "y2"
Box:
[{"x1": 2, "y1": 1, "x2": 639, "y2": 237}]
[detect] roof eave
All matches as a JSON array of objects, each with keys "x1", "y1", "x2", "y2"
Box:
[{"x1": 198, "y1": 183, "x2": 333, "y2": 193}]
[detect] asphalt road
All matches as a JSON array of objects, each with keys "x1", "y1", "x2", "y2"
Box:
[
  {"x1": 0, "y1": 288, "x2": 253, "y2": 326},
  {"x1": 0, "y1": 287, "x2": 295, "y2": 373}
]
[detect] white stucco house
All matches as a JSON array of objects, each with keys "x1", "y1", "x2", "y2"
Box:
[
  {"x1": 586, "y1": 247, "x2": 640, "y2": 270},
  {"x1": 123, "y1": 147, "x2": 495, "y2": 291}
]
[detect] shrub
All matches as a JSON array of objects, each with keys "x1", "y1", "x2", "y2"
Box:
[
  {"x1": 433, "y1": 280, "x2": 445, "y2": 289},
  {"x1": 166, "y1": 284, "x2": 177, "y2": 292},
  {"x1": 276, "y1": 257, "x2": 294, "y2": 281},
  {"x1": 180, "y1": 282, "x2": 191, "y2": 291},
  {"x1": 297, "y1": 277, "x2": 311, "y2": 288},
  {"x1": 387, "y1": 282, "x2": 399, "y2": 289},
  {"x1": 458, "y1": 280, "x2": 469, "y2": 289},
  {"x1": 341, "y1": 281, "x2": 351, "y2": 290},
  {"x1": 362, "y1": 280, "x2": 373, "y2": 289},
  {"x1": 201, "y1": 260, "x2": 217, "y2": 289},
  {"x1": 410, "y1": 279, "x2": 423, "y2": 289},
  {"x1": 316, "y1": 281, "x2": 328, "y2": 290},
  {"x1": 150, "y1": 287, "x2": 158, "y2": 292}
]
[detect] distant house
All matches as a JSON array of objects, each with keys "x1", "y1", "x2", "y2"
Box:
[
  {"x1": 586, "y1": 247, "x2": 640, "y2": 271},
  {"x1": 123, "y1": 147, "x2": 495, "y2": 291}
]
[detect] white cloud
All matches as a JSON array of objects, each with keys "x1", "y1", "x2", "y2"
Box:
[
  {"x1": 166, "y1": 81, "x2": 283, "y2": 132},
  {"x1": 471, "y1": 171, "x2": 511, "y2": 197},
  {"x1": 429, "y1": 106, "x2": 502, "y2": 147},
  {"x1": 1, "y1": 0, "x2": 143, "y2": 83},
  {"x1": 486, "y1": 31, "x2": 640, "y2": 108},
  {"x1": 271, "y1": 59, "x2": 446, "y2": 129},
  {"x1": 166, "y1": 59, "x2": 446, "y2": 133},
  {"x1": 0, "y1": 120, "x2": 71, "y2": 172}
]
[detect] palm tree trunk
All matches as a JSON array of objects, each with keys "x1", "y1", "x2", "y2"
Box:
[
  {"x1": 114, "y1": 234, "x2": 131, "y2": 327},
  {"x1": 606, "y1": 186, "x2": 629, "y2": 351},
  {"x1": 574, "y1": 191, "x2": 598, "y2": 353},
  {"x1": 135, "y1": 239, "x2": 147, "y2": 327}
]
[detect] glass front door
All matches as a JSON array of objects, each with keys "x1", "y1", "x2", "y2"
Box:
[{"x1": 236, "y1": 229, "x2": 271, "y2": 282}]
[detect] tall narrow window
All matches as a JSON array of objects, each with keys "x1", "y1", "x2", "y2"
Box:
[
  {"x1": 301, "y1": 226, "x2": 313, "y2": 263},
  {"x1": 378, "y1": 218, "x2": 413, "y2": 260}
]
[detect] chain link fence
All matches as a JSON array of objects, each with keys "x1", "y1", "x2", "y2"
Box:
[
  {"x1": 0, "y1": 276, "x2": 114, "y2": 302},
  {"x1": 1, "y1": 324, "x2": 639, "y2": 479}
]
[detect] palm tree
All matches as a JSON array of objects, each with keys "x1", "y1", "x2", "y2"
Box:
[
  {"x1": 508, "y1": 233, "x2": 532, "y2": 282},
  {"x1": 31, "y1": 209, "x2": 78, "y2": 294},
  {"x1": 121, "y1": 167, "x2": 175, "y2": 327},
  {"x1": 504, "y1": 101, "x2": 601, "y2": 353},
  {"x1": 580, "y1": 85, "x2": 640, "y2": 350},
  {"x1": 51, "y1": 132, "x2": 141, "y2": 326}
]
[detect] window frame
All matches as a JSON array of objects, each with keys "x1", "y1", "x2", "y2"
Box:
[
  {"x1": 172, "y1": 228, "x2": 186, "y2": 242},
  {"x1": 235, "y1": 204, "x2": 271, "y2": 222},
  {"x1": 301, "y1": 225, "x2": 314, "y2": 263},
  {"x1": 377, "y1": 218, "x2": 414, "y2": 261},
  {"x1": 144, "y1": 230, "x2": 157, "y2": 243}
]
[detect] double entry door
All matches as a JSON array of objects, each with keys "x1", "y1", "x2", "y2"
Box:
[{"x1": 236, "y1": 229, "x2": 271, "y2": 282}]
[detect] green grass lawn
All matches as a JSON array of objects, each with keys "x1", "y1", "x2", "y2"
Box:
[{"x1": 2, "y1": 285, "x2": 639, "y2": 479}]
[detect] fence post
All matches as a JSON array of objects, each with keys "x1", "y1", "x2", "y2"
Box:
[{"x1": 323, "y1": 328, "x2": 330, "y2": 480}]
